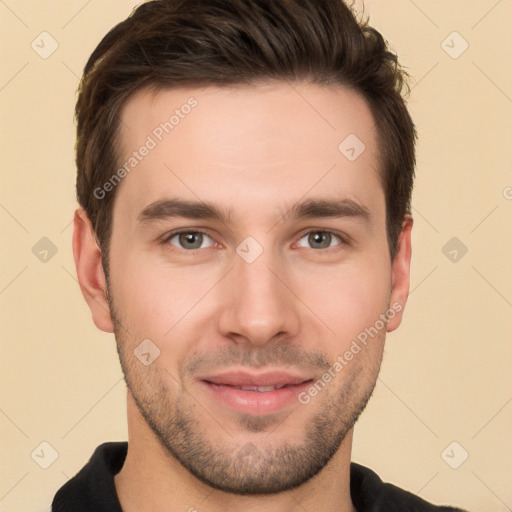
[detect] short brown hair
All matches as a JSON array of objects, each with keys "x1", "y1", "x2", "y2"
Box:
[{"x1": 75, "y1": 0, "x2": 416, "y2": 277}]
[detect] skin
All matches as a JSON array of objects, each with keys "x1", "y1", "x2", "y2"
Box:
[{"x1": 73, "y1": 81, "x2": 413, "y2": 512}]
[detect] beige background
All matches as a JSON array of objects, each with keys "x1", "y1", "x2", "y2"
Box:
[{"x1": 1, "y1": 1, "x2": 511, "y2": 511}]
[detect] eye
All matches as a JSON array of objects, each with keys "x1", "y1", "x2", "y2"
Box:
[
  {"x1": 296, "y1": 231, "x2": 343, "y2": 250},
  {"x1": 164, "y1": 231, "x2": 215, "y2": 251}
]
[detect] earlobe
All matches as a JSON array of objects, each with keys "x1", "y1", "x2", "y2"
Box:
[
  {"x1": 386, "y1": 214, "x2": 413, "y2": 333},
  {"x1": 72, "y1": 208, "x2": 114, "y2": 333}
]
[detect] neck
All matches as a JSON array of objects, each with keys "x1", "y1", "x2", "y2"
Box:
[{"x1": 115, "y1": 391, "x2": 357, "y2": 512}]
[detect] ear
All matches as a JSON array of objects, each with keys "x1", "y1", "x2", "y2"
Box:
[
  {"x1": 72, "y1": 208, "x2": 114, "y2": 333},
  {"x1": 386, "y1": 214, "x2": 413, "y2": 333}
]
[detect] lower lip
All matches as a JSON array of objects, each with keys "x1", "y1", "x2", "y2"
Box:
[{"x1": 200, "y1": 380, "x2": 312, "y2": 415}]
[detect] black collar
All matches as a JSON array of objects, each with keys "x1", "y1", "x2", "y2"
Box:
[{"x1": 51, "y1": 441, "x2": 466, "y2": 512}]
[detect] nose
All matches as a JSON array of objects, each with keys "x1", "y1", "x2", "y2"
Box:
[{"x1": 217, "y1": 245, "x2": 301, "y2": 346}]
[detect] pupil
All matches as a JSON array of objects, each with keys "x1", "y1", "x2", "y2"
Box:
[
  {"x1": 181, "y1": 232, "x2": 201, "y2": 249},
  {"x1": 311, "y1": 232, "x2": 329, "y2": 248}
]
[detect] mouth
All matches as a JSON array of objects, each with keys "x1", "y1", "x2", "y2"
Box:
[
  {"x1": 209, "y1": 383, "x2": 298, "y2": 392},
  {"x1": 198, "y1": 369, "x2": 314, "y2": 415}
]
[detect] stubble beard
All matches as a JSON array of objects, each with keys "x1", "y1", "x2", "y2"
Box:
[{"x1": 108, "y1": 292, "x2": 384, "y2": 495}]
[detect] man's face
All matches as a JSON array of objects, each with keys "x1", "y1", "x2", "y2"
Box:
[{"x1": 100, "y1": 82, "x2": 409, "y2": 494}]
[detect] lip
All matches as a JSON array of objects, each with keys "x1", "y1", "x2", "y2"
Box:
[{"x1": 198, "y1": 369, "x2": 313, "y2": 415}]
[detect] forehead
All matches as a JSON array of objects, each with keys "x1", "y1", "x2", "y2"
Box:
[{"x1": 114, "y1": 81, "x2": 383, "y2": 227}]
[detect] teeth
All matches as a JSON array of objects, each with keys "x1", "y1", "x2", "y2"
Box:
[{"x1": 236, "y1": 385, "x2": 287, "y2": 392}]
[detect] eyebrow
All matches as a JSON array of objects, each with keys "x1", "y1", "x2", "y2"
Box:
[{"x1": 136, "y1": 197, "x2": 372, "y2": 226}]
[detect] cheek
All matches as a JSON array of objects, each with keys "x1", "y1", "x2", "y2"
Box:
[
  {"x1": 110, "y1": 253, "x2": 220, "y2": 351},
  {"x1": 110, "y1": 266, "x2": 198, "y2": 386},
  {"x1": 292, "y1": 259, "x2": 392, "y2": 342}
]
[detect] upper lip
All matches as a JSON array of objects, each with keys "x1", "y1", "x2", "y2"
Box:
[{"x1": 200, "y1": 369, "x2": 313, "y2": 387}]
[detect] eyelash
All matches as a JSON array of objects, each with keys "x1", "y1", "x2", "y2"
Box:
[{"x1": 160, "y1": 228, "x2": 348, "y2": 253}]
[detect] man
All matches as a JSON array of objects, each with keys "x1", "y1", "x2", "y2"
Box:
[{"x1": 52, "y1": 0, "x2": 468, "y2": 510}]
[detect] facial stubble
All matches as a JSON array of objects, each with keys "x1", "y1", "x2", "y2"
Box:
[{"x1": 107, "y1": 286, "x2": 384, "y2": 495}]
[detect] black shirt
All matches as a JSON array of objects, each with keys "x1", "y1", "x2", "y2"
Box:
[{"x1": 51, "y1": 442, "x2": 468, "y2": 511}]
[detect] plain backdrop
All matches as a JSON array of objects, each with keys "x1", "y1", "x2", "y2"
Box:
[{"x1": 1, "y1": 1, "x2": 511, "y2": 510}]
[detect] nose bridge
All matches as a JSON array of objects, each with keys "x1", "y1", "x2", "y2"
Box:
[{"x1": 218, "y1": 240, "x2": 300, "y2": 345}]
